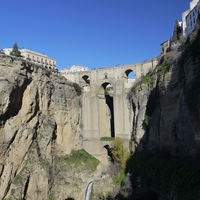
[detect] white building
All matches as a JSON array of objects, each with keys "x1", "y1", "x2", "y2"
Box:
[
  {"x1": 182, "y1": 0, "x2": 200, "y2": 35},
  {"x1": 70, "y1": 65, "x2": 88, "y2": 72},
  {"x1": 60, "y1": 65, "x2": 88, "y2": 73},
  {"x1": 3, "y1": 48, "x2": 56, "y2": 70}
]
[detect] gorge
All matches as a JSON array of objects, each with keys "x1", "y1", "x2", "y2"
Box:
[{"x1": 1, "y1": 22, "x2": 200, "y2": 200}]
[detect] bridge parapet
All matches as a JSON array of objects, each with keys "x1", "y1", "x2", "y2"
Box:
[{"x1": 60, "y1": 57, "x2": 159, "y2": 85}]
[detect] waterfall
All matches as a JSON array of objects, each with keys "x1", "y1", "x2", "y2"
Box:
[{"x1": 85, "y1": 181, "x2": 94, "y2": 200}]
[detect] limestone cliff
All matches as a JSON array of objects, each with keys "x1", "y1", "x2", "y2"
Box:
[
  {"x1": 124, "y1": 24, "x2": 200, "y2": 199},
  {"x1": 0, "y1": 54, "x2": 83, "y2": 199},
  {"x1": 129, "y1": 34, "x2": 200, "y2": 156}
]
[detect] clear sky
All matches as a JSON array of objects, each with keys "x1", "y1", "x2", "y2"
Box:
[{"x1": 0, "y1": 0, "x2": 190, "y2": 70}]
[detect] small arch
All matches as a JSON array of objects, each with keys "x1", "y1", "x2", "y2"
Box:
[
  {"x1": 104, "y1": 73, "x2": 108, "y2": 79},
  {"x1": 81, "y1": 75, "x2": 90, "y2": 86},
  {"x1": 124, "y1": 69, "x2": 136, "y2": 82}
]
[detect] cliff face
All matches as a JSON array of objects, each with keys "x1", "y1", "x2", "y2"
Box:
[
  {"x1": 129, "y1": 32, "x2": 200, "y2": 156},
  {"x1": 0, "y1": 54, "x2": 83, "y2": 199},
  {"x1": 124, "y1": 26, "x2": 200, "y2": 199}
]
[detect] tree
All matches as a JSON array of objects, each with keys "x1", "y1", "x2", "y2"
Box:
[
  {"x1": 171, "y1": 20, "x2": 182, "y2": 43},
  {"x1": 111, "y1": 137, "x2": 130, "y2": 169},
  {"x1": 10, "y1": 42, "x2": 21, "y2": 57}
]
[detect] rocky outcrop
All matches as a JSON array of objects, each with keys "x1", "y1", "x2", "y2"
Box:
[
  {"x1": 124, "y1": 26, "x2": 200, "y2": 200},
  {"x1": 129, "y1": 38, "x2": 200, "y2": 156},
  {"x1": 0, "y1": 54, "x2": 83, "y2": 199}
]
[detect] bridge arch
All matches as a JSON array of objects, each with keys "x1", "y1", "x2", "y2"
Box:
[
  {"x1": 98, "y1": 81, "x2": 115, "y2": 139},
  {"x1": 81, "y1": 74, "x2": 90, "y2": 86},
  {"x1": 124, "y1": 69, "x2": 136, "y2": 82}
]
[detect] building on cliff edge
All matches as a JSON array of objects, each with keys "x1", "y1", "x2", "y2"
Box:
[
  {"x1": 3, "y1": 48, "x2": 56, "y2": 70},
  {"x1": 182, "y1": 0, "x2": 200, "y2": 35},
  {"x1": 161, "y1": 0, "x2": 200, "y2": 55}
]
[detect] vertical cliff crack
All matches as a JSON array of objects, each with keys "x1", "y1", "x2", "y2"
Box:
[
  {"x1": 0, "y1": 164, "x2": 4, "y2": 177},
  {"x1": 23, "y1": 175, "x2": 30, "y2": 200},
  {"x1": 48, "y1": 122, "x2": 57, "y2": 194},
  {"x1": 7, "y1": 130, "x2": 18, "y2": 151}
]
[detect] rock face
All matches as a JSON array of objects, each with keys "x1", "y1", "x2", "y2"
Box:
[
  {"x1": 0, "y1": 54, "x2": 84, "y2": 199},
  {"x1": 124, "y1": 28, "x2": 200, "y2": 200},
  {"x1": 129, "y1": 44, "x2": 200, "y2": 156}
]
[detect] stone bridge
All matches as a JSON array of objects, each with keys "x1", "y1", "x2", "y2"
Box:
[{"x1": 61, "y1": 58, "x2": 159, "y2": 162}]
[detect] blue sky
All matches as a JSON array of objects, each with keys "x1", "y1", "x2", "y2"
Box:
[{"x1": 0, "y1": 0, "x2": 190, "y2": 70}]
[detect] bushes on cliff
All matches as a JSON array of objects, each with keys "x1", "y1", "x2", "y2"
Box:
[
  {"x1": 67, "y1": 81, "x2": 82, "y2": 96},
  {"x1": 111, "y1": 137, "x2": 130, "y2": 170},
  {"x1": 73, "y1": 82, "x2": 82, "y2": 96}
]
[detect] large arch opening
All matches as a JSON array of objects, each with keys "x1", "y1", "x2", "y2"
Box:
[
  {"x1": 98, "y1": 82, "x2": 115, "y2": 138},
  {"x1": 124, "y1": 69, "x2": 136, "y2": 83}
]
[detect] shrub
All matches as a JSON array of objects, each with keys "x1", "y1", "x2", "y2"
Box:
[
  {"x1": 72, "y1": 82, "x2": 82, "y2": 96},
  {"x1": 158, "y1": 61, "x2": 170, "y2": 75},
  {"x1": 111, "y1": 137, "x2": 130, "y2": 169},
  {"x1": 143, "y1": 115, "x2": 151, "y2": 126}
]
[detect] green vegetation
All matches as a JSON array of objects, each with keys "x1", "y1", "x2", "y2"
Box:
[
  {"x1": 130, "y1": 71, "x2": 155, "y2": 92},
  {"x1": 113, "y1": 169, "x2": 126, "y2": 185},
  {"x1": 56, "y1": 149, "x2": 99, "y2": 173},
  {"x1": 157, "y1": 60, "x2": 170, "y2": 76},
  {"x1": 143, "y1": 114, "x2": 151, "y2": 126},
  {"x1": 47, "y1": 193, "x2": 56, "y2": 200},
  {"x1": 69, "y1": 82, "x2": 82, "y2": 96},
  {"x1": 111, "y1": 137, "x2": 130, "y2": 170},
  {"x1": 13, "y1": 171, "x2": 25, "y2": 186},
  {"x1": 100, "y1": 137, "x2": 115, "y2": 141},
  {"x1": 141, "y1": 73, "x2": 154, "y2": 85},
  {"x1": 11, "y1": 189, "x2": 15, "y2": 196},
  {"x1": 171, "y1": 19, "x2": 182, "y2": 43},
  {"x1": 10, "y1": 42, "x2": 22, "y2": 57},
  {"x1": 72, "y1": 82, "x2": 82, "y2": 96}
]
